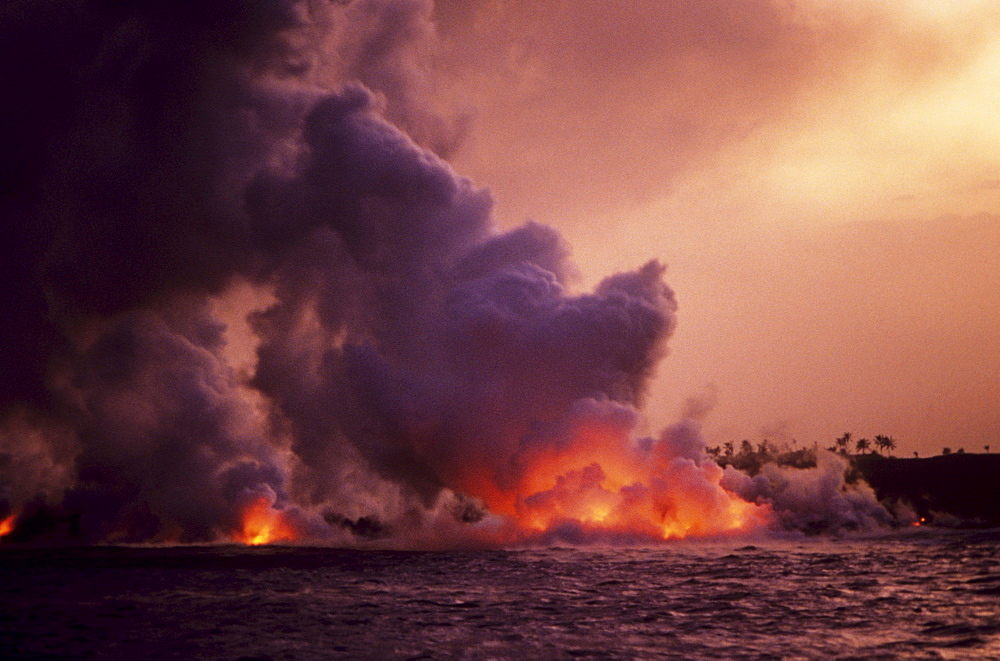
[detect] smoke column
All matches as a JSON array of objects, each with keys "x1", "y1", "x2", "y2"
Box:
[{"x1": 0, "y1": 0, "x2": 889, "y2": 546}]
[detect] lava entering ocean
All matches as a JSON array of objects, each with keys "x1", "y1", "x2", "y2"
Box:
[
  {"x1": 512, "y1": 460, "x2": 768, "y2": 542},
  {"x1": 455, "y1": 414, "x2": 772, "y2": 543},
  {"x1": 0, "y1": 0, "x2": 893, "y2": 548},
  {"x1": 233, "y1": 497, "x2": 300, "y2": 546}
]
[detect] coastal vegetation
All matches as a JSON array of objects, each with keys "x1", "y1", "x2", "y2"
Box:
[
  {"x1": 706, "y1": 434, "x2": 999, "y2": 527},
  {"x1": 705, "y1": 431, "x2": 901, "y2": 477}
]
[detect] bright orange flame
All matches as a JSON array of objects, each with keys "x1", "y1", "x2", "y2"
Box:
[
  {"x1": 0, "y1": 513, "x2": 16, "y2": 538},
  {"x1": 233, "y1": 497, "x2": 298, "y2": 545},
  {"x1": 460, "y1": 422, "x2": 771, "y2": 542}
]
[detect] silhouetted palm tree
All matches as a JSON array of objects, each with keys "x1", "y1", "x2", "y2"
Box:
[
  {"x1": 855, "y1": 437, "x2": 870, "y2": 454},
  {"x1": 874, "y1": 435, "x2": 896, "y2": 456},
  {"x1": 835, "y1": 432, "x2": 852, "y2": 455}
]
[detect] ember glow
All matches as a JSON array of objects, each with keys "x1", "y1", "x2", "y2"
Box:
[
  {"x1": 234, "y1": 498, "x2": 299, "y2": 547},
  {"x1": 478, "y1": 423, "x2": 771, "y2": 541},
  {"x1": 514, "y1": 460, "x2": 768, "y2": 541},
  {"x1": 0, "y1": 514, "x2": 16, "y2": 538}
]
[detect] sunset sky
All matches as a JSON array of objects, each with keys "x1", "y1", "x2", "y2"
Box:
[{"x1": 423, "y1": 0, "x2": 1000, "y2": 456}]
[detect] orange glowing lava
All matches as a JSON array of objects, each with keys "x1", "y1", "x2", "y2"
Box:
[
  {"x1": 461, "y1": 421, "x2": 771, "y2": 542},
  {"x1": 0, "y1": 513, "x2": 16, "y2": 538},
  {"x1": 233, "y1": 497, "x2": 298, "y2": 545},
  {"x1": 515, "y1": 459, "x2": 766, "y2": 541}
]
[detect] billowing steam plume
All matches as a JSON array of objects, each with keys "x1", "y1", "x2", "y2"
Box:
[{"x1": 0, "y1": 0, "x2": 888, "y2": 546}]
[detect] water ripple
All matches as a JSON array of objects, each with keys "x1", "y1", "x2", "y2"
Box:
[{"x1": 1, "y1": 530, "x2": 999, "y2": 659}]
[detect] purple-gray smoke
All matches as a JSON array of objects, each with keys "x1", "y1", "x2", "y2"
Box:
[{"x1": 0, "y1": 0, "x2": 888, "y2": 545}]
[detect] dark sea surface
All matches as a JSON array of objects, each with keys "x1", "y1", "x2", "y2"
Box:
[{"x1": 1, "y1": 529, "x2": 998, "y2": 660}]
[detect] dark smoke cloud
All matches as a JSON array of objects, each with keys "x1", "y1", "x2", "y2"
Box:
[
  {"x1": 0, "y1": 0, "x2": 307, "y2": 410},
  {"x1": 61, "y1": 300, "x2": 293, "y2": 542},
  {"x1": 0, "y1": 0, "x2": 680, "y2": 543},
  {"x1": 247, "y1": 83, "x2": 676, "y2": 512},
  {"x1": 0, "y1": 0, "x2": 891, "y2": 545}
]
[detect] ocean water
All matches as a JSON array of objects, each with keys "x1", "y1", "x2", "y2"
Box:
[{"x1": 1, "y1": 529, "x2": 998, "y2": 660}]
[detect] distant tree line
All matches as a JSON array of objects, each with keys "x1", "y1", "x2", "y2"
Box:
[
  {"x1": 828, "y1": 432, "x2": 896, "y2": 457},
  {"x1": 705, "y1": 438, "x2": 818, "y2": 476},
  {"x1": 707, "y1": 433, "x2": 994, "y2": 472}
]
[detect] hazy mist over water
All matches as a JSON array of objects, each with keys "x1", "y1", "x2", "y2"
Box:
[{"x1": 2, "y1": 529, "x2": 998, "y2": 659}]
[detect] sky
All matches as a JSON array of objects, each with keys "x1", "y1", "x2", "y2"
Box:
[{"x1": 427, "y1": 0, "x2": 1000, "y2": 456}]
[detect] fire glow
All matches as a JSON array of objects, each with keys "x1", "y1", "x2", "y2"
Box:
[
  {"x1": 0, "y1": 513, "x2": 16, "y2": 538},
  {"x1": 463, "y1": 422, "x2": 771, "y2": 542},
  {"x1": 514, "y1": 464, "x2": 766, "y2": 541},
  {"x1": 233, "y1": 498, "x2": 299, "y2": 546}
]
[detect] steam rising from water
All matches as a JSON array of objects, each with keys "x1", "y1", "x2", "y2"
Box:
[{"x1": 0, "y1": 0, "x2": 888, "y2": 546}]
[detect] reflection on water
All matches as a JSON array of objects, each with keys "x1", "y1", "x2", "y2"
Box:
[{"x1": 1, "y1": 529, "x2": 998, "y2": 659}]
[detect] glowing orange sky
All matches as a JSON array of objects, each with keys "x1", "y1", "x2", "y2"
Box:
[{"x1": 424, "y1": 0, "x2": 1000, "y2": 456}]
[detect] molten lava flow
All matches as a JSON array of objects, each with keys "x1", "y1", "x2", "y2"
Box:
[
  {"x1": 233, "y1": 497, "x2": 298, "y2": 545},
  {"x1": 0, "y1": 513, "x2": 16, "y2": 538},
  {"x1": 463, "y1": 421, "x2": 771, "y2": 542},
  {"x1": 517, "y1": 460, "x2": 767, "y2": 541}
]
